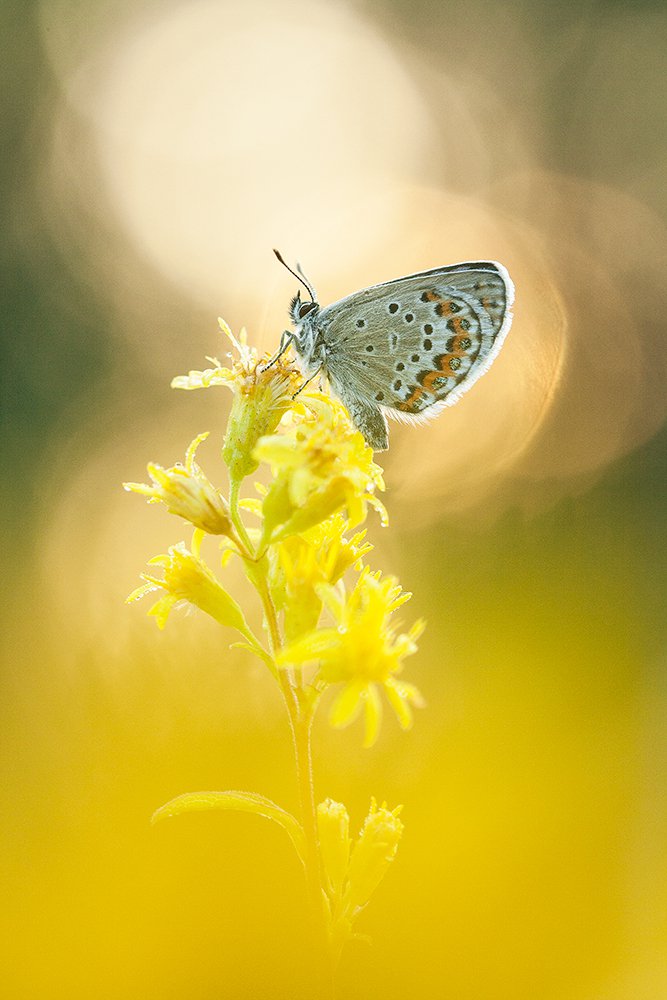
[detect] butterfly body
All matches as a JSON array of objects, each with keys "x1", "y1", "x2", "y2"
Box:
[{"x1": 280, "y1": 260, "x2": 514, "y2": 451}]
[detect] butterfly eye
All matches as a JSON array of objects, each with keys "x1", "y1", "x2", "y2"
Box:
[{"x1": 298, "y1": 301, "x2": 317, "y2": 319}]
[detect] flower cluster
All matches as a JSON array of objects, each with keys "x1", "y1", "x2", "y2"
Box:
[
  {"x1": 125, "y1": 319, "x2": 427, "y2": 973},
  {"x1": 126, "y1": 319, "x2": 423, "y2": 745},
  {"x1": 256, "y1": 394, "x2": 386, "y2": 549},
  {"x1": 278, "y1": 568, "x2": 425, "y2": 746},
  {"x1": 172, "y1": 320, "x2": 300, "y2": 484}
]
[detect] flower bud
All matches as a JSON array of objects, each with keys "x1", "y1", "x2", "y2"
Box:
[
  {"x1": 344, "y1": 799, "x2": 403, "y2": 911},
  {"x1": 317, "y1": 799, "x2": 351, "y2": 898}
]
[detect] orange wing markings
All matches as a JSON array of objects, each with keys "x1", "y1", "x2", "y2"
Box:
[
  {"x1": 445, "y1": 333, "x2": 473, "y2": 354},
  {"x1": 424, "y1": 292, "x2": 459, "y2": 319},
  {"x1": 398, "y1": 386, "x2": 434, "y2": 414},
  {"x1": 396, "y1": 291, "x2": 482, "y2": 412},
  {"x1": 427, "y1": 294, "x2": 477, "y2": 339},
  {"x1": 420, "y1": 371, "x2": 450, "y2": 392},
  {"x1": 442, "y1": 314, "x2": 470, "y2": 337},
  {"x1": 434, "y1": 352, "x2": 466, "y2": 374}
]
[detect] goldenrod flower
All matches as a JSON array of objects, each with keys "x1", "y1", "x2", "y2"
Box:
[
  {"x1": 126, "y1": 320, "x2": 423, "y2": 973},
  {"x1": 124, "y1": 433, "x2": 232, "y2": 536},
  {"x1": 277, "y1": 568, "x2": 424, "y2": 746},
  {"x1": 272, "y1": 516, "x2": 373, "y2": 641},
  {"x1": 171, "y1": 320, "x2": 257, "y2": 391},
  {"x1": 302, "y1": 515, "x2": 374, "y2": 585},
  {"x1": 256, "y1": 394, "x2": 386, "y2": 547},
  {"x1": 318, "y1": 798, "x2": 403, "y2": 962},
  {"x1": 172, "y1": 320, "x2": 300, "y2": 484},
  {"x1": 127, "y1": 541, "x2": 254, "y2": 641}
]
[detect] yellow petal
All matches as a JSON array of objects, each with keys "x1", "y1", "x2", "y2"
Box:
[
  {"x1": 220, "y1": 547, "x2": 235, "y2": 568},
  {"x1": 122, "y1": 481, "x2": 155, "y2": 496},
  {"x1": 363, "y1": 684, "x2": 383, "y2": 748},
  {"x1": 253, "y1": 435, "x2": 301, "y2": 468},
  {"x1": 238, "y1": 498, "x2": 263, "y2": 516},
  {"x1": 147, "y1": 554, "x2": 171, "y2": 567},
  {"x1": 147, "y1": 594, "x2": 178, "y2": 629},
  {"x1": 383, "y1": 680, "x2": 413, "y2": 730},
  {"x1": 394, "y1": 679, "x2": 426, "y2": 707},
  {"x1": 367, "y1": 494, "x2": 389, "y2": 526},
  {"x1": 270, "y1": 480, "x2": 349, "y2": 544},
  {"x1": 170, "y1": 369, "x2": 226, "y2": 390},
  {"x1": 315, "y1": 582, "x2": 346, "y2": 624},
  {"x1": 329, "y1": 680, "x2": 366, "y2": 729},
  {"x1": 185, "y1": 431, "x2": 210, "y2": 471},
  {"x1": 191, "y1": 527, "x2": 205, "y2": 557},
  {"x1": 125, "y1": 582, "x2": 157, "y2": 604}
]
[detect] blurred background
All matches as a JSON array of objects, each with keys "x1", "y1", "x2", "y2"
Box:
[{"x1": 2, "y1": 0, "x2": 666, "y2": 997}]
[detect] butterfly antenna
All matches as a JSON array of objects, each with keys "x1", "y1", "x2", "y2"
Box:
[{"x1": 273, "y1": 248, "x2": 317, "y2": 302}]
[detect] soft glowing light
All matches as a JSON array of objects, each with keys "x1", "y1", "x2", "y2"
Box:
[{"x1": 70, "y1": 0, "x2": 434, "y2": 308}]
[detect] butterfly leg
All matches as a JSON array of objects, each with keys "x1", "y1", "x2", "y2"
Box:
[
  {"x1": 262, "y1": 330, "x2": 296, "y2": 371},
  {"x1": 292, "y1": 365, "x2": 323, "y2": 399}
]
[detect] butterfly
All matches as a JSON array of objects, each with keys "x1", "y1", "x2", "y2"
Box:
[{"x1": 269, "y1": 250, "x2": 514, "y2": 451}]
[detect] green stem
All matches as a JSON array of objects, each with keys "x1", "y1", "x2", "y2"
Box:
[
  {"x1": 288, "y1": 690, "x2": 335, "y2": 997},
  {"x1": 292, "y1": 702, "x2": 322, "y2": 905},
  {"x1": 253, "y1": 571, "x2": 334, "y2": 995},
  {"x1": 229, "y1": 461, "x2": 333, "y2": 990},
  {"x1": 229, "y1": 479, "x2": 254, "y2": 553}
]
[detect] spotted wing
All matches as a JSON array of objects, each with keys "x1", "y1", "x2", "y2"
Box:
[{"x1": 319, "y1": 262, "x2": 513, "y2": 434}]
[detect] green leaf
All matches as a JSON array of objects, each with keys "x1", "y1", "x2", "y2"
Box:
[
  {"x1": 151, "y1": 790, "x2": 306, "y2": 864},
  {"x1": 229, "y1": 641, "x2": 278, "y2": 677}
]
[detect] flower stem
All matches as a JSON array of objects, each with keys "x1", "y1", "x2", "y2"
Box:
[
  {"x1": 229, "y1": 479, "x2": 254, "y2": 553},
  {"x1": 252, "y1": 564, "x2": 334, "y2": 994},
  {"x1": 289, "y1": 695, "x2": 336, "y2": 997},
  {"x1": 230, "y1": 470, "x2": 334, "y2": 991}
]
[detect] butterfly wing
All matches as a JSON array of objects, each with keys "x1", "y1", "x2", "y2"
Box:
[{"x1": 317, "y1": 262, "x2": 513, "y2": 449}]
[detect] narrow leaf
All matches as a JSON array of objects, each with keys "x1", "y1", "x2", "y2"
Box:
[
  {"x1": 151, "y1": 790, "x2": 306, "y2": 864},
  {"x1": 229, "y1": 641, "x2": 277, "y2": 676}
]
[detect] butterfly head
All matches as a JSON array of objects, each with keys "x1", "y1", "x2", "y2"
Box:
[{"x1": 289, "y1": 291, "x2": 320, "y2": 325}]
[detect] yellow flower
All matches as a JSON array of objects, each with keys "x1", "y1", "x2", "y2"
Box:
[
  {"x1": 277, "y1": 568, "x2": 425, "y2": 746},
  {"x1": 318, "y1": 798, "x2": 403, "y2": 962},
  {"x1": 171, "y1": 320, "x2": 257, "y2": 391},
  {"x1": 124, "y1": 433, "x2": 232, "y2": 536},
  {"x1": 271, "y1": 516, "x2": 373, "y2": 642},
  {"x1": 301, "y1": 515, "x2": 374, "y2": 585},
  {"x1": 256, "y1": 394, "x2": 386, "y2": 548},
  {"x1": 127, "y1": 541, "x2": 254, "y2": 641},
  {"x1": 172, "y1": 320, "x2": 300, "y2": 484}
]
